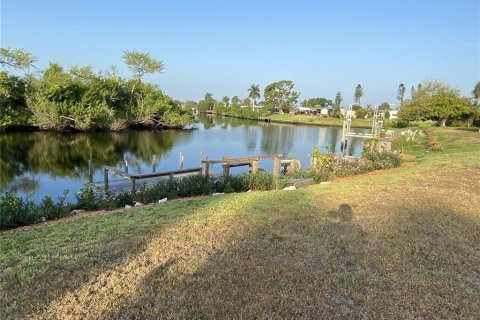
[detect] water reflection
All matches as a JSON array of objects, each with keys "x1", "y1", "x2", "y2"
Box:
[{"x1": 1, "y1": 116, "x2": 368, "y2": 201}]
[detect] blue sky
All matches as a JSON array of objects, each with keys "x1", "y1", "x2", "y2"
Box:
[{"x1": 1, "y1": 0, "x2": 479, "y2": 106}]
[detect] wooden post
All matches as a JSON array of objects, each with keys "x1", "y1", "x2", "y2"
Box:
[
  {"x1": 200, "y1": 151, "x2": 204, "y2": 163},
  {"x1": 104, "y1": 168, "x2": 109, "y2": 192},
  {"x1": 88, "y1": 159, "x2": 93, "y2": 183},
  {"x1": 131, "y1": 177, "x2": 136, "y2": 193},
  {"x1": 222, "y1": 164, "x2": 230, "y2": 177},
  {"x1": 273, "y1": 155, "x2": 280, "y2": 177},
  {"x1": 125, "y1": 160, "x2": 129, "y2": 173},
  {"x1": 252, "y1": 160, "x2": 259, "y2": 174},
  {"x1": 312, "y1": 156, "x2": 318, "y2": 170},
  {"x1": 205, "y1": 161, "x2": 210, "y2": 177},
  {"x1": 152, "y1": 155, "x2": 157, "y2": 173},
  {"x1": 179, "y1": 152, "x2": 184, "y2": 169}
]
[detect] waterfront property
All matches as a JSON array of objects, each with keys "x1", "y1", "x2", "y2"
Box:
[{"x1": 1, "y1": 127, "x2": 478, "y2": 319}]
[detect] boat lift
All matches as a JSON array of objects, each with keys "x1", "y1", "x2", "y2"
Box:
[{"x1": 340, "y1": 104, "x2": 383, "y2": 155}]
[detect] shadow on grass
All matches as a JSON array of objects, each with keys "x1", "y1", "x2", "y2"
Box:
[
  {"x1": 453, "y1": 127, "x2": 480, "y2": 132},
  {"x1": 100, "y1": 200, "x2": 480, "y2": 319},
  {"x1": 4, "y1": 170, "x2": 480, "y2": 319},
  {"x1": 0, "y1": 197, "x2": 223, "y2": 319}
]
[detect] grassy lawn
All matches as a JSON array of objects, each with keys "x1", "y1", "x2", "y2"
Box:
[
  {"x1": 267, "y1": 114, "x2": 373, "y2": 128},
  {"x1": 1, "y1": 127, "x2": 479, "y2": 319}
]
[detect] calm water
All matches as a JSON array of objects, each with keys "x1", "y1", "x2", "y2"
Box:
[{"x1": 0, "y1": 115, "x2": 368, "y2": 202}]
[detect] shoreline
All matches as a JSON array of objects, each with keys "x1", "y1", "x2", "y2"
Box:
[
  {"x1": 0, "y1": 123, "x2": 193, "y2": 133},
  {"x1": 207, "y1": 111, "x2": 373, "y2": 129}
]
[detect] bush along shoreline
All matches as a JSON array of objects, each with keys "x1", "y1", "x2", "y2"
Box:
[
  {"x1": 0, "y1": 146, "x2": 402, "y2": 231},
  {"x1": 1, "y1": 50, "x2": 194, "y2": 132}
]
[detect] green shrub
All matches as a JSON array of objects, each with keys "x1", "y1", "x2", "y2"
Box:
[
  {"x1": 0, "y1": 191, "x2": 72, "y2": 230},
  {"x1": 0, "y1": 193, "x2": 39, "y2": 229},
  {"x1": 75, "y1": 187, "x2": 101, "y2": 211},
  {"x1": 333, "y1": 159, "x2": 375, "y2": 177},
  {"x1": 222, "y1": 174, "x2": 251, "y2": 193},
  {"x1": 363, "y1": 151, "x2": 401, "y2": 169},
  {"x1": 177, "y1": 175, "x2": 213, "y2": 197},
  {"x1": 248, "y1": 171, "x2": 276, "y2": 190},
  {"x1": 134, "y1": 179, "x2": 178, "y2": 203},
  {"x1": 382, "y1": 119, "x2": 410, "y2": 128},
  {"x1": 362, "y1": 138, "x2": 402, "y2": 169},
  {"x1": 37, "y1": 191, "x2": 71, "y2": 219}
]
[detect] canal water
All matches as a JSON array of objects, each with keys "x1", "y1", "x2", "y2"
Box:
[{"x1": 0, "y1": 115, "x2": 368, "y2": 202}]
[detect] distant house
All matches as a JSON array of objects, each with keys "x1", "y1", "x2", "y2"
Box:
[
  {"x1": 390, "y1": 110, "x2": 398, "y2": 119},
  {"x1": 319, "y1": 108, "x2": 329, "y2": 117},
  {"x1": 294, "y1": 107, "x2": 316, "y2": 115}
]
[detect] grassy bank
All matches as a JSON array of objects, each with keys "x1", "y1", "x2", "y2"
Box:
[
  {"x1": 267, "y1": 114, "x2": 373, "y2": 128},
  {"x1": 211, "y1": 108, "x2": 373, "y2": 128},
  {"x1": 1, "y1": 128, "x2": 479, "y2": 319}
]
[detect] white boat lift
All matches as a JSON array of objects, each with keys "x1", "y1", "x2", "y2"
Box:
[{"x1": 341, "y1": 104, "x2": 384, "y2": 155}]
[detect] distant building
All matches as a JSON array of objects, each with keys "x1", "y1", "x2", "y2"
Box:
[
  {"x1": 390, "y1": 110, "x2": 398, "y2": 119},
  {"x1": 320, "y1": 108, "x2": 329, "y2": 117}
]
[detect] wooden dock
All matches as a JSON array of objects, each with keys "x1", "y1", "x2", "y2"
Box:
[
  {"x1": 92, "y1": 166, "x2": 203, "y2": 193},
  {"x1": 91, "y1": 154, "x2": 283, "y2": 193}
]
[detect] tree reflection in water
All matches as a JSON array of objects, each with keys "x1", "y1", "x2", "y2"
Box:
[{"x1": 1, "y1": 116, "x2": 366, "y2": 200}]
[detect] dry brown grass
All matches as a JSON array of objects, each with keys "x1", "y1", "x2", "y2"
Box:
[{"x1": 1, "y1": 127, "x2": 479, "y2": 319}]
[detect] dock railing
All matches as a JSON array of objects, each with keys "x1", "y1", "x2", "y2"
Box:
[
  {"x1": 99, "y1": 154, "x2": 282, "y2": 193},
  {"x1": 102, "y1": 166, "x2": 203, "y2": 193},
  {"x1": 201, "y1": 154, "x2": 282, "y2": 177}
]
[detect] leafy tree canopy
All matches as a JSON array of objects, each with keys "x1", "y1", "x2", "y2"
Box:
[
  {"x1": 122, "y1": 50, "x2": 164, "y2": 81},
  {"x1": 264, "y1": 80, "x2": 299, "y2": 114},
  {"x1": 0, "y1": 48, "x2": 36, "y2": 70},
  {"x1": 399, "y1": 80, "x2": 470, "y2": 126},
  {"x1": 301, "y1": 97, "x2": 331, "y2": 108}
]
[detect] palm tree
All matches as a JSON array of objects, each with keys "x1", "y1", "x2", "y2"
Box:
[
  {"x1": 204, "y1": 92, "x2": 214, "y2": 100},
  {"x1": 221, "y1": 96, "x2": 229, "y2": 106},
  {"x1": 248, "y1": 84, "x2": 261, "y2": 111},
  {"x1": 473, "y1": 82, "x2": 480, "y2": 104}
]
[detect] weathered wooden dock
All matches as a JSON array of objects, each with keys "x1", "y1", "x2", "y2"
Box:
[
  {"x1": 90, "y1": 166, "x2": 204, "y2": 193},
  {"x1": 91, "y1": 154, "x2": 283, "y2": 193}
]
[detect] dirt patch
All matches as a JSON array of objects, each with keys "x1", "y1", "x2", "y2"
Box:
[{"x1": 400, "y1": 153, "x2": 416, "y2": 160}]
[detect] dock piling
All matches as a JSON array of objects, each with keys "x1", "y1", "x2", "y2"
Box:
[
  {"x1": 179, "y1": 152, "x2": 184, "y2": 169},
  {"x1": 104, "y1": 168, "x2": 109, "y2": 192}
]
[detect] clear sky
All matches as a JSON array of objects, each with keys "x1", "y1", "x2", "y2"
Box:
[{"x1": 1, "y1": 0, "x2": 479, "y2": 106}]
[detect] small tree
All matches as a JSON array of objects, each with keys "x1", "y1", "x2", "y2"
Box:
[
  {"x1": 354, "y1": 84, "x2": 363, "y2": 106},
  {"x1": 221, "y1": 96, "x2": 230, "y2": 106},
  {"x1": 123, "y1": 50, "x2": 164, "y2": 81},
  {"x1": 332, "y1": 91, "x2": 343, "y2": 118},
  {"x1": 397, "y1": 83, "x2": 406, "y2": 104},
  {"x1": 378, "y1": 102, "x2": 391, "y2": 118},
  {"x1": 122, "y1": 51, "x2": 164, "y2": 118},
  {"x1": 473, "y1": 81, "x2": 480, "y2": 104},
  {"x1": 231, "y1": 96, "x2": 240, "y2": 106},
  {"x1": 264, "y1": 80, "x2": 299, "y2": 114}
]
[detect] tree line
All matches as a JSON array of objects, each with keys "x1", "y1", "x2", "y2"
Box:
[
  {"x1": 2, "y1": 48, "x2": 478, "y2": 129},
  {"x1": 0, "y1": 48, "x2": 193, "y2": 131},
  {"x1": 192, "y1": 79, "x2": 479, "y2": 127}
]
